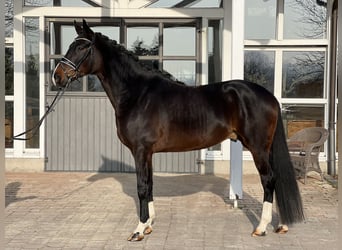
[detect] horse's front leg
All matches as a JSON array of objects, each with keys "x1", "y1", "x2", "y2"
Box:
[{"x1": 127, "y1": 149, "x2": 155, "y2": 242}]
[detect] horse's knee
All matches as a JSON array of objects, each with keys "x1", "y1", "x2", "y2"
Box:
[{"x1": 137, "y1": 184, "x2": 148, "y2": 199}]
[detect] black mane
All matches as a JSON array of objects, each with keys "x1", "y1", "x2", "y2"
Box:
[{"x1": 94, "y1": 32, "x2": 183, "y2": 84}]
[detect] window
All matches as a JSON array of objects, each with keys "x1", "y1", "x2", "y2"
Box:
[
  {"x1": 163, "y1": 60, "x2": 196, "y2": 85},
  {"x1": 244, "y1": 0, "x2": 328, "y2": 150},
  {"x1": 126, "y1": 20, "x2": 200, "y2": 86},
  {"x1": 5, "y1": 0, "x2": 13, "y2": 37},
  {"x1": 162, "y1": 23, "x2": 198, "y2": 85},
  {"x1": 24, "y1": 0, "x2": 94, "y2": 7},
  {"x1": 283, "y1": 105, "x2": 324, "y2": 138},
  {"x1": 163, "y1": 25, "x2": 196, "y2": 56},
  {"x1": 148, "y1": 0, "x2": 222, "y2": 8},
  {"x1": 284, "y1": 0, "x2": 327, "y2": 39},
  {"x1": 127, "y1": 25, "x2": 159, "y2": 56},
  {"x1": 245, "y1": 0, "x2": 277, "y2": 40},
  {"x1": 5, "y1": 0, "x2": 14, "y2": 149},
  {"x1": 5, "y1": 47, "x2": 13, "y2": 96},
  {"x1": 5, "y1": 47, "x2": 14, "y2": 148},
  {"x1": 244, "y1": 50, "x2": 275, "y2": 93},
  {"x1": 48, "y1": 20, "x2": 121, "y2": 93},
  {"x1": 282, "y1": 51, "x2": 325, "y2": 98},
  {"x1": 25, "y1": 18, "x2": 40, "y2": 148},
  {"x1": 49, "y1": 19, "x2": 199, "y2": 92},
  {"x1": 5, "y1": 102, "x2": 13, "y2": 148},
  {"x1": 207, "y1": 19, "x2": 222, "y2": 152}
]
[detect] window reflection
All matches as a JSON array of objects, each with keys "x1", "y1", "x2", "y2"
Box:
[
  {"x1": 127, "y1": 26, "x2": 159, "y2": 56},
  {"x1": 244, "y1": 51, "x2": 275, "y2": 93},
  {"x1": 148, "y1": 0, "x2": 222, "y2": 8},
  {"x1": 282, "y1": 51, "x2": 325, "y2": 98},
  {"x1": 163, "y1": 25, "x2": 196, "y2": 56},
  {"x1": 5, "y1": 102, "x2": 13, "y2": 148},
  {"x1": 5, "y1": 47, "x2": 14, "y2": 95},
  {"x1": 87, "y1": 75, "x2": 103, "y2": 92},
  {"x1": 245, "y1": 0, "x2": 276, "y2": 40},
  {"x1": 24, "y1": 0, "x2": 92, "y2": 7},
  {"x1": 163, "y1": 60, "x2": 196, "y2": 86},
  {"x1": 282, "y1": 105, "x2": 324, "y2": 139},
  {"x1": 25, "y1": 18, "x2": 40, "y2": 148},
  {"x1": 5, "y1": 0, "x2": 13, "y2": 37},
  {"x1": 208, "y1": 20, "x2": 222, "y2": 84},
  {"x1": 284, "y1": 0, "x2": 327, "y2": 39}
]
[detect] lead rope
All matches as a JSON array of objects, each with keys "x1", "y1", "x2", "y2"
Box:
[
  {"x1": 12, "y1": 82, "x2": 70, "y2": 141},
  {"x1": 13, "y1": 37, "x2": 93, "y2": 141}
]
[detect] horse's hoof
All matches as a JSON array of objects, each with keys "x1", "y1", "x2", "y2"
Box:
[
  {"x1": 251, "y1": 229, "x2": 267, "y2": 237},
  {"x1": 275, "y1": 225, "x2": 289, "y2": 234},
  {"x1": 127, "y1": 232, "x2": 144, "y2": 241},
  {"x1": 144, "y1": 225, "x2": 153, "y2": 235}
]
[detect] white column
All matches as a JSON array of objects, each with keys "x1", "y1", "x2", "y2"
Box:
[
  {"x1": 200, "y1": 18, "x2": 209, "y2": 174},
  {"x1": 223, "y1": 0, "x2": 245, "y2": 203}
]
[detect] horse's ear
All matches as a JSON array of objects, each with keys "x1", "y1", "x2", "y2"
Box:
[
  {"x1": 82, "y1": 19, "x2": 94, "y2": 37},
  {"x1": 74, "y1": 20, "x2": 83, "y2": 35}
]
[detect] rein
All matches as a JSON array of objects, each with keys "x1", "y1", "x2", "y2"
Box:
[
  {"x1": 12, "y1": 83, "x2": 70, "y2": 141},
  {"x1": 13, "y1": 37, "x2": 93, "y2": 141}
]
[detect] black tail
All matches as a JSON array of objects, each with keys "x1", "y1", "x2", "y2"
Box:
[{"x1": 270, "y1": 107, "x2": 305, "y2": 225}]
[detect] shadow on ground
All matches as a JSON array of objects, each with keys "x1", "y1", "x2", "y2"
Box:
[
  {"x1": 87, "y1": 156, "x2": 280, "y2": 230},
  {"x1": 5, "y1": 182, "x2": 37, "y2": 207}
]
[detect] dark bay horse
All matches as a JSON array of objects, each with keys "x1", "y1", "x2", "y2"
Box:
[{"x1": 52, "y1": 20, "x2": 304, "y2": 241}]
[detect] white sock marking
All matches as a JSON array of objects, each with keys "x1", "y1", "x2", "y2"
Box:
[{"x1": 257, "y1": 201, "x2": 273, "y2": 233}]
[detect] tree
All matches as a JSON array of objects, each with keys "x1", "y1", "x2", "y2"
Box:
[{"x1": 244, "y1": 51, "x2": 274, "y2": 93}]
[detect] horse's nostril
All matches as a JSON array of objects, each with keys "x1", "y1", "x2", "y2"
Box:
[{"x1": 52, "y1": 74, "x2": 61, "y2": 86}]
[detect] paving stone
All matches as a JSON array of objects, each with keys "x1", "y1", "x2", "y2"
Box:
[{"x1": 5, "y1": 172, "x2": 338, "y2": 249}]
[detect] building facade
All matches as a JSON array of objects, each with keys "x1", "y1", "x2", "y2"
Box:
[{"x1": 4, "y1": 0, "x2": 337, "y2": 174}]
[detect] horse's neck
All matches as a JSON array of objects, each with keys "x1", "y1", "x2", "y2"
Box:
[{"x1": 98, "y1": 57, "x2": 146, "y2": 114}]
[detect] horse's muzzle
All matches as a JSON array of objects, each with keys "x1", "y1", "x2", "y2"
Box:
[{"x1": 51, "y1": 64, "x2": 73, "y2": 88}]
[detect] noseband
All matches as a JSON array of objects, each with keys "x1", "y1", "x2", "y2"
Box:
[
  {"x1": 52, "y1": 37, "x2": 93, "y2": 86},
  {"x1": 14, "y1": 37, "x2": 94, "y2": 141}
]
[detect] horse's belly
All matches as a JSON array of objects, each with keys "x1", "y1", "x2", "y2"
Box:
[{"x1": 153, "y1": 126, "x2": 231, "y2": 152}]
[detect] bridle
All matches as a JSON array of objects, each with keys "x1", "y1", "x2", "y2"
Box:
[
  {"x1": 52, "y1": 37, "x2": 94, "y2": 86},
  {"x1": 13, "y1": 37, "x2": 94, "y2": 141}
]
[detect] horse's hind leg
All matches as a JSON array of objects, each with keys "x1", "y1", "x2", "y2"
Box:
[
  {"x1": 251, "y1": 152, "x2": 276, "y2": 236},
  {"x1": 127, "y1": 148, "x2": 155, "y2": 241}
]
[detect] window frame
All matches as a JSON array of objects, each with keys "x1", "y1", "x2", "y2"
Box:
[
  {"x1": 46, "y1": 17, "x2": 201, "y2": 96},
  {"x1": 243, "y1": 0, "x2": 329, "y2": 160}
]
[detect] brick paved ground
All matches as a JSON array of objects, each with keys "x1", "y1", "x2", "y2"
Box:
[{"x1": 5, "y1": 172, "x2": 338, "y2": 249}]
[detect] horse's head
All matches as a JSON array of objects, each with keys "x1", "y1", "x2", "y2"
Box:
[{"x1": 52, "y1": 19, "x2": 99, "y2": 88}]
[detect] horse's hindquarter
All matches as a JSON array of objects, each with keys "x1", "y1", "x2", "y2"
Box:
[{"x1": 221, "y1": 80, "x2": 279, "y2": 150}]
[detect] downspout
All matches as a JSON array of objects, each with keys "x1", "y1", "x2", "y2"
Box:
[{"x1": 327, "y1": 0, "x2": 337, "y2": 176}]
